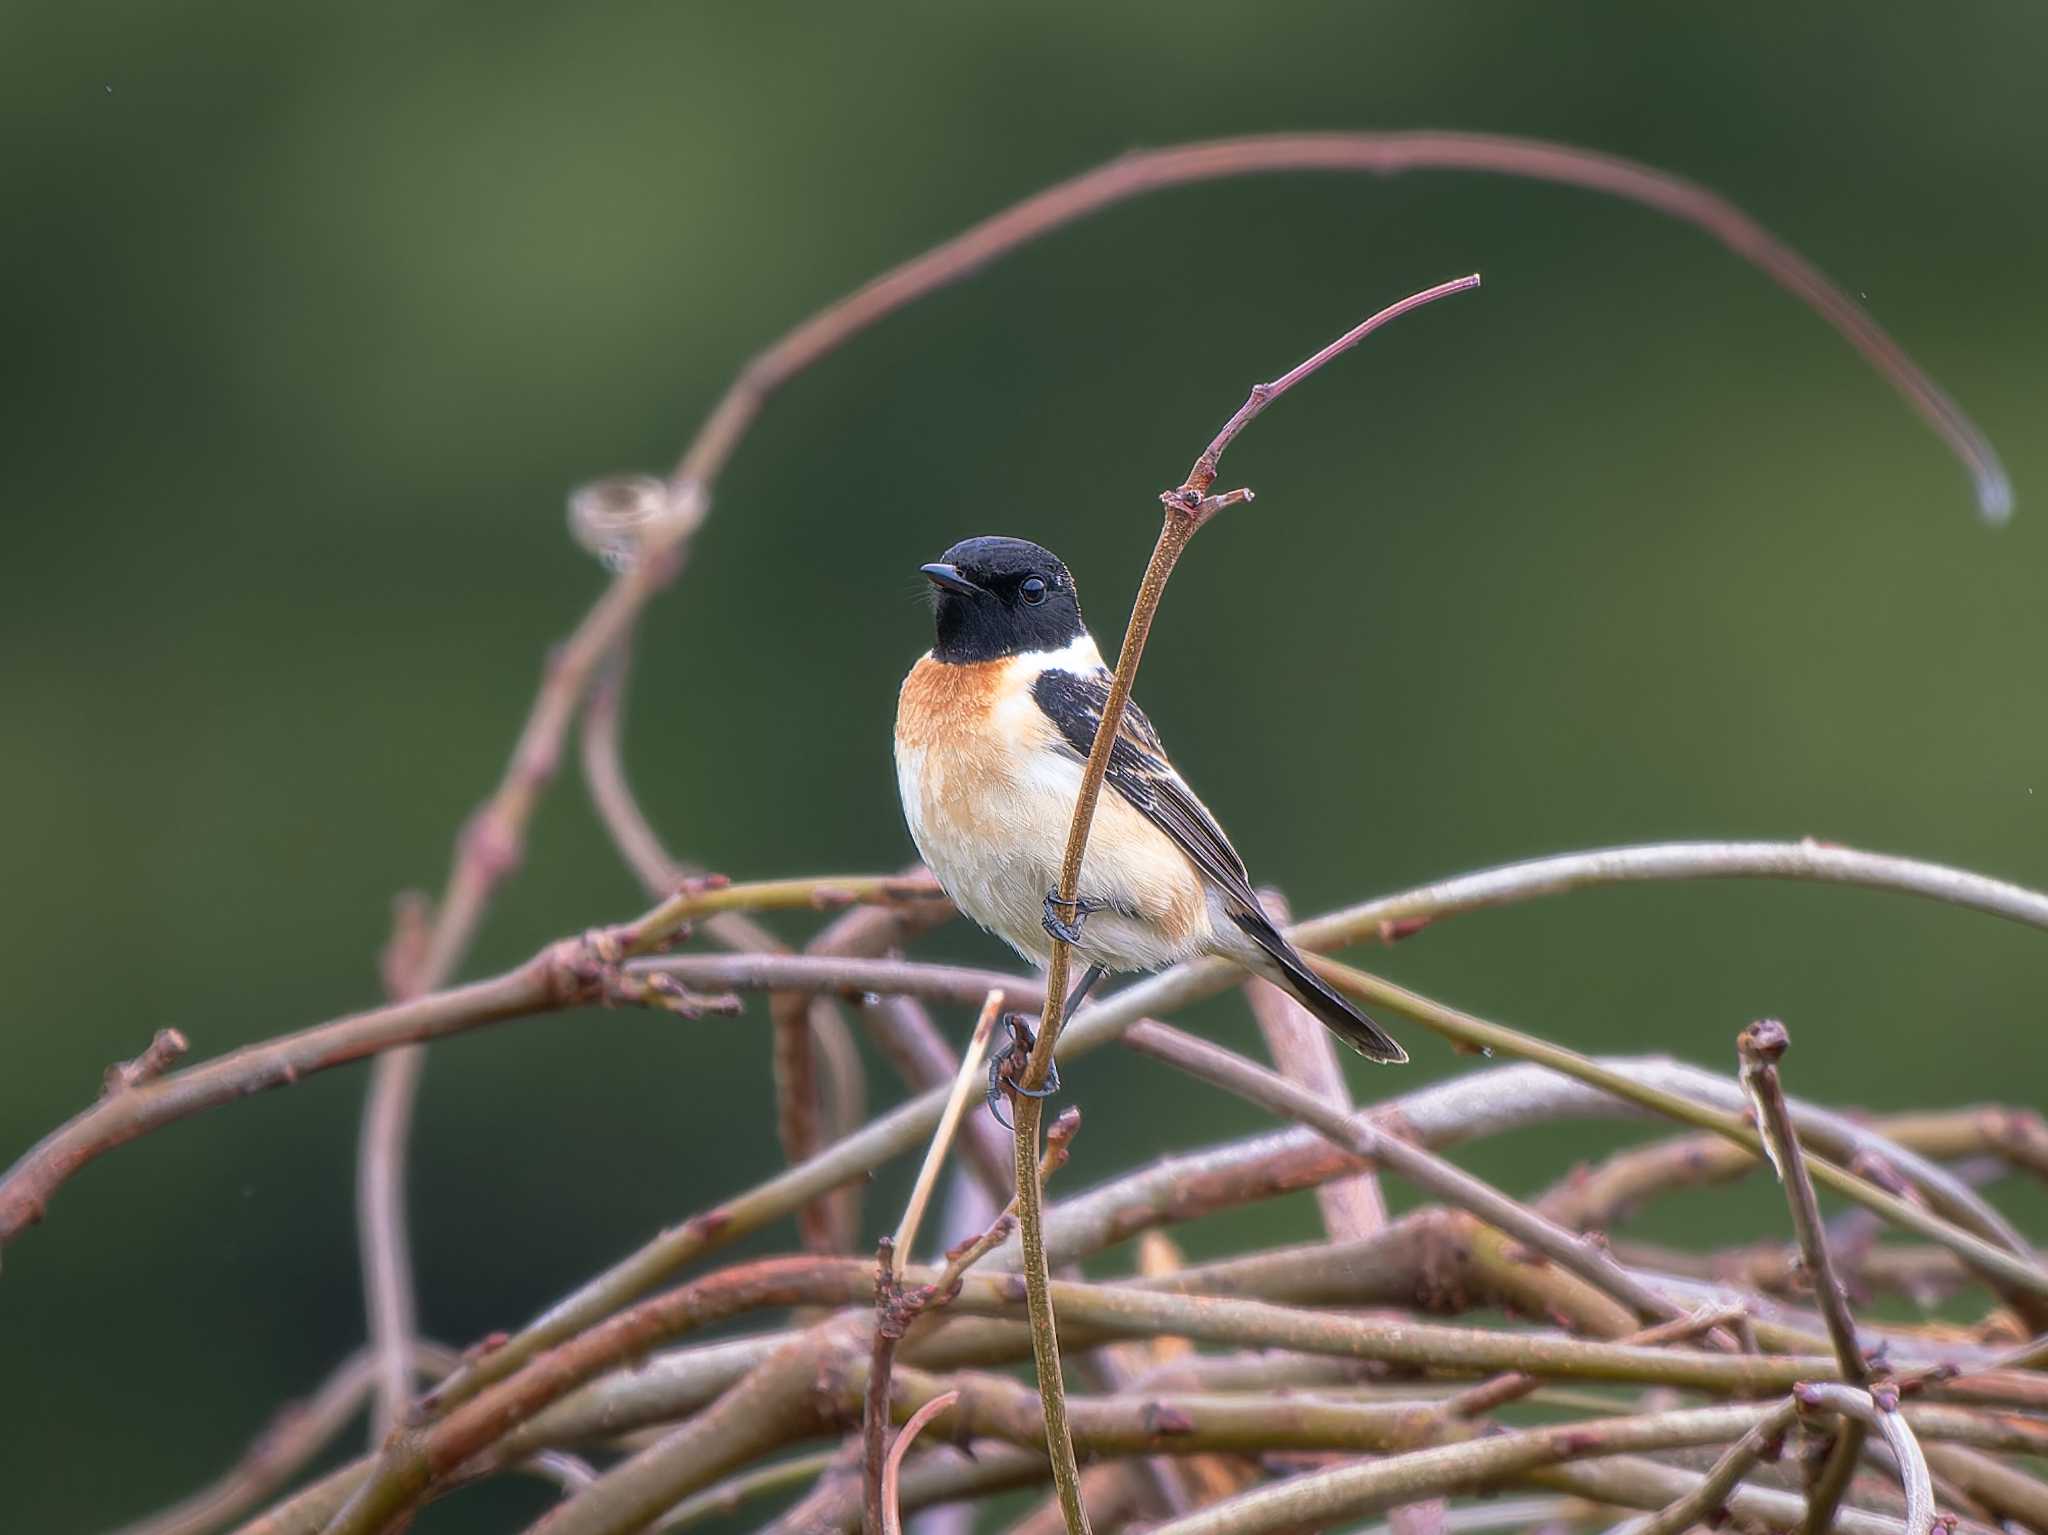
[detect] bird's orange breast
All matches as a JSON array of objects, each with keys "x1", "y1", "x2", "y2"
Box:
[{"x1": 894, "y1": 654, "x2": 1006, "y2": 752}]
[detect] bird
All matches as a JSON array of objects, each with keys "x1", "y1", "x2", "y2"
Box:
[{"x1": 894, "y1": 534, "x2": 1407, "y2": 1112}]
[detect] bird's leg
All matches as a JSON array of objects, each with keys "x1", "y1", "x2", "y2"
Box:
[
  {"x1": 1042, "y1": 890, "x2": 1107, "y2": 946},
  {"x1": 1065, "y1": 963, "x2": 1106, "y2": 1018},
  {"x1": 985, "y1": 1013, "x2": 1062, "y2": 1129}
]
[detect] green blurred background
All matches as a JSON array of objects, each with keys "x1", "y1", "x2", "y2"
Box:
[{"x1": 4, "y1": 2, "x2": 2044, "y2": 1528}]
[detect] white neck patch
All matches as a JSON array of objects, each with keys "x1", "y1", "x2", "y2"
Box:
[{"x1": 1010, "y1": 631, "x2": 1106, "y2": 678}]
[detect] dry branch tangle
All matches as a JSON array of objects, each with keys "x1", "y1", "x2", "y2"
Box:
[
  {"x1": 40, "y1": 128, "x2": 2035, "y2": 1535},
  {"x1": 340, "y1": 124, "x2": 2013, "y2": 1513}
]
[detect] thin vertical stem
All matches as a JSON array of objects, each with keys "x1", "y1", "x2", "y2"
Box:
[{"x1": 1009, "y1": 276, "x2": 1479, "y2": 1535}]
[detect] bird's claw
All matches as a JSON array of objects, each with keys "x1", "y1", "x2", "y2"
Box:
[
  {"x1": 985, "y1": 1014, "x2": 1062, "y2": 1129},
  {"x1": 1042, "y1": 890, "x2": 1105, "y2": 947}
]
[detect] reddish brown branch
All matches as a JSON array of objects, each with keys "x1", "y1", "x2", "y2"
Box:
[
  {"x1": 1243, "y1": 890, "x2": 1384, "y2": 1237},
  {"x1": 672, "y1": 135, "x2": 2006, "y2": 520},
  {"x1": 1739, "y1": 1020, "x2": 1872, "y2": 1535},
  {"x1": 102, "y1": 1028, "x2": 191, "y2": 1096}
]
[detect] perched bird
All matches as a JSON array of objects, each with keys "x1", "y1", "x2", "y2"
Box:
[{"x1": 894, "y1": 534, "x2": 1408, "y2": 1096}]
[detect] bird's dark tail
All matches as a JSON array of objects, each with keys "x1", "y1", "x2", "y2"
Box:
[{"x1": 1229, "y1": 908, "x2": 1409, "y2": 1064}]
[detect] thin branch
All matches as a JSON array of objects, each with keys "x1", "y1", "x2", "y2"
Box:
[
  {"x1": 790, "y1": 884, "x2": 962, "y2": 1248},
  {"x1": 894, "y1": 992, "x2": 1005, "y2": 1272},
  {"x1": 771, "y1": 989, "x2": 830, "y2": 1252},
  {"x1": 645, "y1": 1449, "x2": 840, "y2": 1533},
  {"x1": 1532, "y1": 1456, "x2": 1909, "y2": 1535},
  {"x1": 882, "y1": 1393, "x2": 961, "y2": 1535},
  {"x1": 102, "y1": 1028, "x2": 191, "y2": 1096},
  {"x1": 578, "y1": 648, "x2": 786, "y2": 954},
  {"x1": 673, "y1": 135, "x2": 2007, "y2": 520},
  {"x1": 1739, "y1": 1021, "x2": 1871, "y2": 1389},
  {"x1": 1243, "y1": 889, "x2": 1385, "y2": 1237},
  {"x1": 859, "y1": 993, "x2": 1012, "y2": 1202},
  {"x1": 866, "y1": 990, "x2": 1007, "y2": 1535},
  {"x1": 110, "y1": 1351, "x2": 377, "y2": 1535},
  {"x1": 356, "y1": 1043, "x2": 424, "y2": 1439},
  {"x1": 1303, "y1": 954, "x2": 2048, "y2": 1314},
  {"x1": 1635, "y1": 1394, "x2": 1802, "y2": 1535},
  {"x1": 1740, "y1": 1021, "x2": 1872, "y2": 1535},
  {"x1": 350, "y1": 480, "x2": 712, "y2": 1446},
  {"x1": 1122, "y1": 1018, "x2": 1682, "y2": 1325},
  {"x1": 579, "y1": 648, "x2": 690, "y2": 901},
  {"x1": 0, "y1": 872, "x2": 945, "y2": 1244},
  {"x1": 1136, "y1": 1401, "x2": 1791, "y2": 1535},
  {"x1": 1520, "y1": 1083, "x2": 2035, "y2": 1294},
  {"x1": 1797, "y1": 1383, "x2": 1939, "y2": 1535},
  {"x1": 1009, "y1": 273, "x2": 1480, "y2": 1535},
  {"x1": 515, "y1": 1317, "x2": 858, "y2": 1535},
  {"x1": 1182, "y1": 273, "x2": 1481, "y2": 493},
  {"x1": 1437, "y1": 1303, "x2": 1751, "y2": 1422},
  {"x1": 864, "y1": 1243, "x2": 909, "y2": 1535}
]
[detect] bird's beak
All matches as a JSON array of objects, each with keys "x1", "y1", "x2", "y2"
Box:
[{"x1": 919, "y1": 562, "x2": 984, "y2": 597}]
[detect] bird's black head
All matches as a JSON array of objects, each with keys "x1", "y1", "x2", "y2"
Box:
[{"x1": 921, "y1": 535, "x2": 1086, "y2": 663}]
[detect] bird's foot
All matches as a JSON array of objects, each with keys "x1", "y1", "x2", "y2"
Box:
[
  {"x1": 1042, "y1": 890, "x2": 1106, "y2": 947},
  {"x1": 985, "y1": 1014, "x2": 1062, "y2": 1130}
]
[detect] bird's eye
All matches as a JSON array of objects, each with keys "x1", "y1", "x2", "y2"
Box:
[{"x1": 1020, "y1": 576, "x2": 1048, "y2": 605}]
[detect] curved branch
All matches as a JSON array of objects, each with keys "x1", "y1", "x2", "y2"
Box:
[{"x1": 674, "y1": 135, "x2": 2007, "y2": 519}]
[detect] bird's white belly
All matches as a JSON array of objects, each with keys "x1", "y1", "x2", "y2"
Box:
[{"x1": 894, "y1": 734, "x2": 1209, "y2": 975}]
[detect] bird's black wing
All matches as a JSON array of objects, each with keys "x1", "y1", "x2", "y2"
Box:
[
  {"x1": 1031, "y1": 666, "x2": 1408, "y2": 1065},
  {"x1": 1030, "y1": 668, "x2": 1261, "y2": 911}
]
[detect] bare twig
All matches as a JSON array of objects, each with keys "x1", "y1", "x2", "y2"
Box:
[
  {"x1": 1736, "y1": 1023, "x2": 1875, "y2": 1535},
  {"x1": 676, "y1": 136, "x2": 2006, "y2": 520},
  {"x1": 0, "y1": 873, "x2": 944, "y2": 1244},
  {"x1": 1122, "y1": 1018, "x2": 1682, "y2": 1325},
  {"x1": 356, "y1": 1048, "x2": 423, "y2": 1439},
  {"x1": 894, "y1": 992, "x2": 1005, "y2": 1272},
  {"x1": 102, "y1": 1028, "x2": 190, "y2": 1096},
  {"x1": 864, "y1": 1243, "x2": 909, "y2": 1535},
  {"x1": 1634, "y1": 1394, "x2": 1802, "y2": 1535},
  {"x1": 1533, "y1": 1456, "x2": 1908, "y2": 1535},
  {"x1": 1304, "y1": 954, "x2": 2048, "y2": 1312},
  {"x1": 1244, "y1": 889, "x2": 1385, "y2": 1236},
  {"x1": 524, "y1": 1317, "x2": 858, "y2": 1535},
  {"x1": 866, "y1": 990, "x2": 1006, "y2": 1535},
  {"x1": 1796, "y1": 1383, "x2": 1939, "y2": 1535},
  {"x1": 772, "y1": 990, "x2": 831, "y2": 1252},
  {"x1": 580, "y1": 653, "x2": 791, "y2": 963},
  {"x1": 882, "y1": 1393, "x2": 961, "y2": 1535},
  {"x1": 860, "y1": 993, "x2": 1012, "y2": 1202},
  {"x1": 1739, "y1": 1021, "x2": 1871, "y2": 1535},
  {"x1": 1739, "y1": 1021, "x2": 1871, "y2": 1388},
  {"x1": 110, "y1": 1351, "x2": 378, "y2": 1535},
  {"x1": 360, "y1": 896, "x2": 438, "y2": 1439},
  {"x1": 1438, "y1": 1304, "x2": 1751, "y2": 1422},
  {"x1": 644, "y1": 1449, "x2": 840, "y2": 1533},
  {"x1": 784, "y1": 879, "x2": 958, "y2": 1252},
  {"x1": 579, "y1": 648, "x2": 690, "y2": 902},
  {"x1": 1138, "y1": 1401, "x2": 1797, "y2": 1535},
  {"x1": 1009, "y1": 272, "x2": 1480, "y2": 1535}
]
